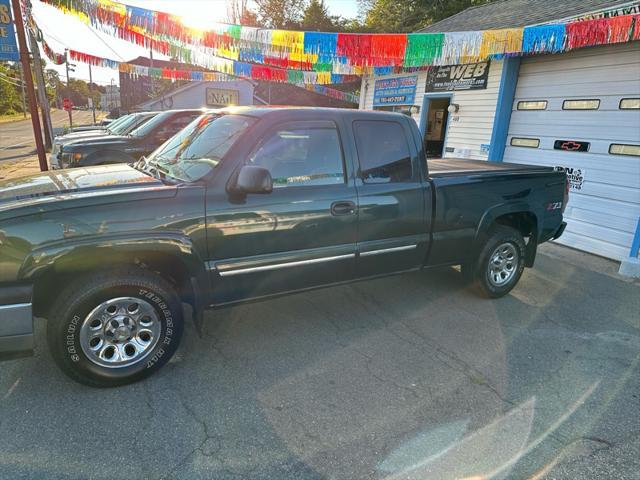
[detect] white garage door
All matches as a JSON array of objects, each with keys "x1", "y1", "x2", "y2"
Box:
[{"x1": 504, "y1": 43, "x2": 640, "y2": 261}]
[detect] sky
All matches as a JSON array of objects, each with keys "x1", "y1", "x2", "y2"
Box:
[{"x1": 31, "y1": 0, "x2": 360, "y2": 86}]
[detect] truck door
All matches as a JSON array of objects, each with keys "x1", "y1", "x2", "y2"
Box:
[
  {"x1": 350, "y1": 117, "x2": 432, "y2": 278},
  {"x1": 205, "y1": 120, "x2": 358, "y2": 304}
]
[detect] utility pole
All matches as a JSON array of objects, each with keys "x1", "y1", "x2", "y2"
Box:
[
  {"x1": 149, "y1": 47, "x2": 154, "y2": 101},
  {"x1": 11, "y1": 0, "x2": 47, "y2": 170},
  {"x1": 18, "y1": 63, "x2": 27, "y2": 118},
  {"x1": 25, "y1": 1, "x2": 53, "y2": 150},
  {"x1": 64, "y1": 48, "x2": 72, "y2": 129},
  {"x1": 88, "y1": 63, "x2": 96, "y2": 124},
  {"x1": 109, "y1": 77, "x2": 114, "y2": 111}
]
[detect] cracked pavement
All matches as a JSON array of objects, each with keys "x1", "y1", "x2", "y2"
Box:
[{"x1": 0, "y1": 243, "x2": 638, "y2": 479}]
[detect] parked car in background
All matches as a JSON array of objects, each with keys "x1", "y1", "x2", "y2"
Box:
[
  {"x1": 67, "y1": 112, "x2": 131, "y2": 133},
  {"x1": 67, "y1": 124, "x2": 107, "y2": 134},
  {"x1": 50, "y1": 112, "x2": 158, "y2": 169},
  {"x1": 55, "y1": 109, "x2": 204, "y2": 169},
  {"x1": 0, "y1": 107, "x2": 567, "y2": 386}
]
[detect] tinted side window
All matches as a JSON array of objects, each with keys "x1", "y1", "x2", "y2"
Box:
[
  {"x1": 353, "y1": 120, "x2": 412, "y2": 183},
  {"x1": 250, "y1": 127, "x2": 345, "y2": 187},
  {"x1": 161, "y1": 114, "x2": 200, "y2": 135}
]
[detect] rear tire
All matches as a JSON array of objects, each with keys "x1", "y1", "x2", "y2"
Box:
[
  {"x1": 47, "y1": 267, "x2": 183, "y2": 387},
  {"x1": 470, "y1": 226, "x2": 526, "y2": 298}
]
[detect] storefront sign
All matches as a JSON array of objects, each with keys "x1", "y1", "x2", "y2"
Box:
[
  {"x1": 206, "y1": 88, "x2": 239, "y2": 106},
  {"x1": 425, "y1": 62, "x2": 489, "y2": 92},
  {"x1": 554, "y1": 139, "x2": 590, "y2": 152},
  {"x1": 0, "y1": 0, "x2": 19, "y2": 62},
  {"x1": 555, "y1": 166, "x2": 586, "y2": 191},
  {"x1": 373, "y1": 76, "x2": 417, "y2": 106}
]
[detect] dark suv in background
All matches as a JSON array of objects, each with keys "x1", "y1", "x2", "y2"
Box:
[
  {"x1": 56, "y1": 109, "x2": 204, "y2": 169},
  {"x1": 50, "y1": 112, "x2": 158, "y2": 169}
]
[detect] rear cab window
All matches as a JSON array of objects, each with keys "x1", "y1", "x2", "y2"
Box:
[{"x1": 352, "y1": 120, "x2": 414, "y2": 183}]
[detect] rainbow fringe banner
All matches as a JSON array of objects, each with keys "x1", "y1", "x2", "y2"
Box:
[
  {"x1": 39, "y1": 0, "x2": 640, "y2": 78},
  {"x1": 38, "y1": 37, "x2": 360, "y2": 92},
  {"x1": 42, "y1": 38, "x2": 66, "y2": 65}
]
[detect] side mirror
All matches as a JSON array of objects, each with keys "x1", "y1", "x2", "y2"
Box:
[{"x1": 235, "y1": 165, "x2": 273, "y2": 194}]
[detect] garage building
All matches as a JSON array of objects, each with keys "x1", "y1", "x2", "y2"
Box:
[{"x1": 358, "y1": 0, "x2": 640, "y2": 275}]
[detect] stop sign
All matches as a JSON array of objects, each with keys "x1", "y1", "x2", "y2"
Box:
[{"x1": 63, "y1": 98, "x2": 72, "y2": 111}]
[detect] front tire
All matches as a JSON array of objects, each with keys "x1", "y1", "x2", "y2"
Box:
[
  {"x1": 471, "y1": 226, "x2": 526, "y2": 298},
  {"x1": 47, "y1": 268, "x2": 184, "y2": 387}
]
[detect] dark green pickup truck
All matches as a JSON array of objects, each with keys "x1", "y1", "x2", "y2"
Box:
[{"x1": 0, "y1": 107, "x2": 567, "y2": 387}]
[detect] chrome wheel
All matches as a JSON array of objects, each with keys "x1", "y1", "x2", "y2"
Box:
[
  {"x1": 79, "y1": 297, "x2": 161, "y2": 368},
  {"x1": 487, "y1": 242, "x2": 519, "y2": 287}
]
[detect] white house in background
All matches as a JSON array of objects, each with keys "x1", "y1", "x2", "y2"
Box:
[
  {"x1": 358, "y1": 0, "x2": 640, "y2": 276},
  {"x1": 100, "y1": 84, "x2": 121, "y2": 111},
  {"x1": 135, "y1": 79, "x2": 255, "y2": 111}
]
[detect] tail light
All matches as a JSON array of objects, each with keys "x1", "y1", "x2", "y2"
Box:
[{"x1": 562, "y1": 174, "x2": 570, "y2": 213}]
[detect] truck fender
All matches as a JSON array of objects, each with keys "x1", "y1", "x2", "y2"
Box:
[
  {"x1": 18, "y1": 232, "x2": 210, "y2": 333},
  {"x1": 474, "y1": 203, "x2": 541, "y2": 266}
]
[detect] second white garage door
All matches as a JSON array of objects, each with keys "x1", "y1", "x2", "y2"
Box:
[{"x1": 504, "y1": 43, "x2": 640, "y2": 261}]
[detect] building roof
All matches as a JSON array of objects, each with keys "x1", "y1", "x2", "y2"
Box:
[
  {"x1": 419, "y1": 0, "x2": 629, "y2": 32},
  {"x1": 253, "y1": 82, "x2": 357, "y2": 108}
]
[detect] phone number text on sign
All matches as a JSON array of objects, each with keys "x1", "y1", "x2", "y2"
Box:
[{"x1": 373, "y1": 76, "x2": 418, "y2": 107}]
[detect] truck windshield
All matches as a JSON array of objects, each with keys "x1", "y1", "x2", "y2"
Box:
[
  {"x1": 146, "y1": 113, "x2": 255, "y2": 183},
  {"x1": 103, "y1": 114, "x2": 130, "y2": 133},
  {"x1": 128, "y1": 111, "x2": 172, "y2": 138},
  {"x1": 109, "y1": 113, "x2": 155, "y2": 136}
]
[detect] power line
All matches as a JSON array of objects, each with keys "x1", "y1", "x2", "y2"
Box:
[
  {"x1": 0, "y1": 73, "x2": 25, "y2": 87},
  {"x1": 83, "y1": 22, "x2": 126, "y2": 61},
  {"x1": 36, "y1": 16, "x2": 126, "y2": 63},
  {"x1": 0, "y1": 71, "x2": 24, "y2": 83},
  {"x1": 0, "y1": 76, "x2": 24, "y2": 87}
]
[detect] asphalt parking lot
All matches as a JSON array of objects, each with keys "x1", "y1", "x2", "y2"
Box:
[
  {"x1": 0, "y1": 110, "x2": 97, "y2": 164},
  {"x1": 0, "y1": 243, "x2": 638, "y2": 480}
]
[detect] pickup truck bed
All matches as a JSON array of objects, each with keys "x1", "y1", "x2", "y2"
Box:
[{"x1": 429, "y1": 158, "x2": 553, "y2": 175}]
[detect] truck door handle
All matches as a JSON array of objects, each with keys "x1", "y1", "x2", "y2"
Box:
[{"x1": 331, "y1": 201, "x2": 357, "y2": 216}]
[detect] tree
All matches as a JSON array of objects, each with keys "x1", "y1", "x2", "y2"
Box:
[
  {"x1": 254, "y1": 0, "x2": 305, "y2": 29},
  {"x1": 0, "y1": 63, "x2": 23, "y2": 115},
  {"x1": 360, "y1": 0, "x2": 495, "y2": 33},
  {"x1": 240, "y1": 8, "x2": 260, "y2": 26},
  {"x1": 227, "y1": 0, "x2": 261, "y2": 26},
  {"x1": 429, "y1": 0, "x2": 493, "y2": 23},
  {"x1": 363, "y1": 0, "x2": 430, "y2": 32},
  {"x1": 301, "y1": 0, "x2": 335, "y2": 31}
]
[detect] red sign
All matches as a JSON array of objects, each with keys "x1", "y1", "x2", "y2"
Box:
[{"x1": 63, "y1": 98, "x2": 73, "y2": 111}]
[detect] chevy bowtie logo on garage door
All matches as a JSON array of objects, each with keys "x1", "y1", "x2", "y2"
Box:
[{"x1": 554, "y1": 140, "x2": 590, "y2": 152}]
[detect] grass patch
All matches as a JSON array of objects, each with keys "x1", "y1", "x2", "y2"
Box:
[{"x1": 0, "y1": 112, "x2": 29, "y2": 124}]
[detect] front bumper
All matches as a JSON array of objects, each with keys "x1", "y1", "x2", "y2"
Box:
[
  {"x1": 0, "y1": 285, "x2": 34, "y2": 359},
  {"x1": 50, "y1": 144, "x2": 61, "y2": 169}
]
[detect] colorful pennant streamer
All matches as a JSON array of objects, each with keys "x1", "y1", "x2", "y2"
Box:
[{"x1": 38, "y1": 0, "x2": 640, "y2": 80}]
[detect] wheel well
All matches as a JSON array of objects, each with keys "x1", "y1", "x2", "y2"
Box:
[
  {"x1": 493, "y1": 212, "x2": 537, "y2": 238},
  {"x1": 492, "y1": 212, "x2": 538, "y2": 267},
  {"x1": 32, "y1": 252, "x2": 194, "y2": 318}
]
